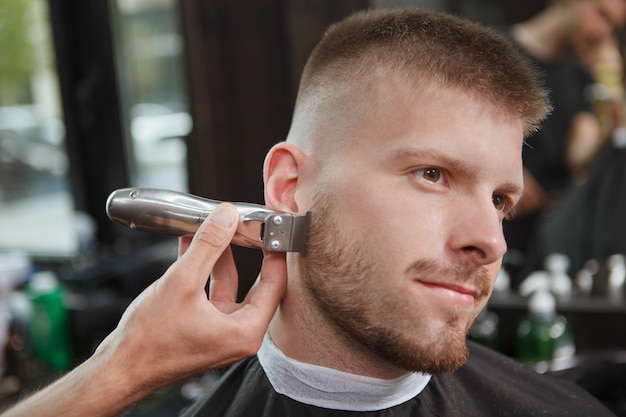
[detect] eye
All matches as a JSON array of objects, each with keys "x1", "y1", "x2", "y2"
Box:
[
  {"x1": 492, "y1": 194, "x2": 509, "y2": 212},
  {"x1": 416, "y1": 167, "x2": 443, "y2": 183}
]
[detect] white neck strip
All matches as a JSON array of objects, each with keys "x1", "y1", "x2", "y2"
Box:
[{"x1": 257, "y1": 334, "x2": 431, "y2": 411}]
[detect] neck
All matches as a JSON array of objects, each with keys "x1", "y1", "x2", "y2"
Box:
[
  {"x1": 512, "y1": 4, "x2": 575, "y2": 61},
  {"x1": 269, "y1": 255, "x2": 408, "y2": 380}
]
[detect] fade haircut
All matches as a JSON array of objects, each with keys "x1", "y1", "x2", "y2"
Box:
[{"x1": 289, "y1": 8, "x2": 551, "y2": 148}]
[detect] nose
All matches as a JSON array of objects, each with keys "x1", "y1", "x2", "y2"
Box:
[{"x1": 447, "y1": 198, "x2": 507, "y2": 266}]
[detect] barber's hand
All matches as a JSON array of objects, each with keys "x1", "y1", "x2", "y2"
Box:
[
  {"x1": 0, "y1": 204, "x2": 286, "y2": 417},
  {"x1": 95, "y1": 203, "x2": 287, "y2": 397}
]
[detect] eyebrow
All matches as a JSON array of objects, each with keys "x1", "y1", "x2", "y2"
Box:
[
  {"x1": 496, "y1": 181, "x2": 523, "y2": 198},
  {"x1": 387, "y1": 147, "x2": 523, "y2": 197}
]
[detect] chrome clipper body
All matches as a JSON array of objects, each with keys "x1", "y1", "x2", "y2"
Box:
[{"x1": 106, "y1": 188, "x2": 309, "y2": 252}]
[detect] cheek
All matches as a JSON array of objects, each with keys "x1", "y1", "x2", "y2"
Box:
[
  {"x1": 325, "y1": 175, "x2": 393, "y2": 235},
  {"x1": 324, "y1": 168, "x2": 451, "y2": 263},
  {"x1": 341, "y1": 184, "x2": 448, "y2": 255}
]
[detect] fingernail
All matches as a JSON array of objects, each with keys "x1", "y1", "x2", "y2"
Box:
[{"x1": 211, "y1": 205, "x2": 237, "y2": 227}]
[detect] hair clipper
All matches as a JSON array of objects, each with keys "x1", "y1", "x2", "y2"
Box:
[{"x1": 105, "y1": 188, "x2": 309, "y2": 252}]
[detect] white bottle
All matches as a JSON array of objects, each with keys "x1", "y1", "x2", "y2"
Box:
[
  {"x1": 544, "y1": 253, "x2": 573, "y2": 300},
  {"x1": 607, "y1": 254, "x2": 626, "y2": 302}
]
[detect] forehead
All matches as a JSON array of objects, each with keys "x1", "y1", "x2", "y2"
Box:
[
  {"x1": 327, "y1": 76, "x2": 525, "y2": 181},
  {"x1": 370, "y1": 76, "x2": 523, "y2": 145}
]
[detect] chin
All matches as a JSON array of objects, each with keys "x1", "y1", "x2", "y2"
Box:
[
  {"x1": 365, "y1": 324, "x2": 471, "y2": 375},
  {"x1": 393, "y1": 342, "x2": 470, "y2": 375}
]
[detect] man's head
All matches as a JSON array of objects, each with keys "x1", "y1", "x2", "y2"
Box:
[{"x1": 264, "y1": 9, "x2": 550, "y2": 377}]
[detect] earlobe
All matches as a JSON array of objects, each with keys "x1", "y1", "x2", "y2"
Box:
[{"x1": 263, "y1": 142, "x2": 306, "y2": 213}]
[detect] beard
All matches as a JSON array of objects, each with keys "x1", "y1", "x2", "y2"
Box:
[{"x1": 302, "y1": 193, "x2": 493, "y2": 375}]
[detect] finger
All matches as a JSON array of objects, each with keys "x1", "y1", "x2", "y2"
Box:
[
  {"x1": 178, "y1": 235, "x2": 193, "y2": 258},
  {"x1": 208, "y1": 245, "x2": 239, "y2": 303},
  {"x1": 235, "y1": 251, "x2": 287, "y2": 326},
  {"x1": 170, "y1": 204, "x2": 239, "y2": 289}
]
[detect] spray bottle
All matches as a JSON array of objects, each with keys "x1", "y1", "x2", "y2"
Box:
[
  {"x1": 516, "y1": 271, "x2": 575, "y2": 366},
  {"x1": 26, "y1": 271, "x2": 73, "y2": 371}
]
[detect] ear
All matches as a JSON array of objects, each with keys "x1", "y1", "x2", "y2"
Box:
[{"x1": 263, "y1": 142, "x2": 308, "y2": 213}]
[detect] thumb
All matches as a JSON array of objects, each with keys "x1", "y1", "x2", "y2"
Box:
[{"x1": 172, "y1": 204, "x2": 239, "y2": 287}]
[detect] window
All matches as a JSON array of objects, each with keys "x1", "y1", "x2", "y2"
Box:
[
  {"x1": 110, "y1": 0, "x2": 191, "y2": 192},
  {"x1": 0, "y1": 0, "x2": 78, "y2": 258}
]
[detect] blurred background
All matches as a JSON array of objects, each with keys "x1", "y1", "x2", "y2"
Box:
[{"x1": 1, "y1": 0, "x2": 626, "y2": 415}]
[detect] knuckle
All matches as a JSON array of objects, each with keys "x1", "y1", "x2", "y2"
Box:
[{"x1": 195, "y1": 226, "x2": 227, "y2": 249}]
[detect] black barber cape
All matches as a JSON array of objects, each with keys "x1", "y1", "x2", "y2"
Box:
[{"x1": 180, "y1": 341, "x2": 614, "y2": 417}]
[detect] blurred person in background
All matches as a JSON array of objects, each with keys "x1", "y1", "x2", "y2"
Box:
[
  {"x1": 501, "y1": 0, "x2": 626, "y2": 283},
  {"x1": 571, "y1": 33, "x2": 625, "y2": 174}
]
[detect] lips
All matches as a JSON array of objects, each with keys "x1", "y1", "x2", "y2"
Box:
[
  {"x1": 406, "y1": 260, "x2": 492, "y2": 307},
  {"x1": 435, "y1": 282, "x2": 478, "y2": 297},
  {"x1": 415, "y1": 280, "x2": 480, "y2": 306}
]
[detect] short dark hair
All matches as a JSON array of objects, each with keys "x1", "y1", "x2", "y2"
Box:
[{"x1": 296, "y1": 8, "x2": 551, "y2": 137}]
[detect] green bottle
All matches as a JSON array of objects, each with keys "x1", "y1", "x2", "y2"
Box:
[
  {"x1": 515, "y1": 287, "x2": 575, "y2": 366},
  {"x1": 26, "y1": 271, "x2": 73, "y2": 371}
]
